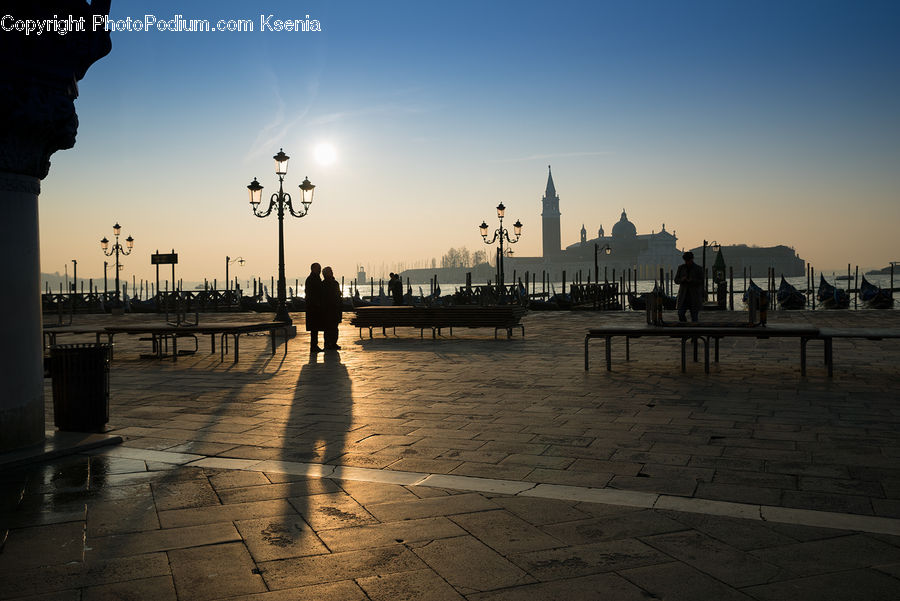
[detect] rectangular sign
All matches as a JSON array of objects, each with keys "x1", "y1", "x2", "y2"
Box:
[{"x1": 151, "y1": 253, "x2": 178, "y2": 265}]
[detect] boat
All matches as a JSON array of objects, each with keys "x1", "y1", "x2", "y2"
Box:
[
  {"x1": 742, "y1": 279, "x2": 769, "y2": 308},
  {"x1": 859, "y1": 276, "x2": 893, "y2": 309},
  {"x1": 628, "y1": 284, "x2": 676, "y2": 311},
  {"x1": 776, "y1": 276, "x2": 806, "y2": 310},
  {"x1": 817, "y1": 275, "x2": 850, "y2": 309}
]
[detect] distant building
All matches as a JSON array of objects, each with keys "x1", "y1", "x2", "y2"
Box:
[
  {"x1": 507, "y1": 166, "x2": 684, "y2": 281},
  {"x1": 507, "y1": 166, "x2": 806, "y2": 282},
  {"x1": 690, "y1": 244, "x2": 805, "y2": 278}
]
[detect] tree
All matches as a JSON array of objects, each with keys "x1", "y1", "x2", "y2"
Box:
[{"x1": 472, "y1": 249, "x2": 487, "y2": 266}]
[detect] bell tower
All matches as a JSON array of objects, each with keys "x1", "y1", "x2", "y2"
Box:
[{"x1": 541, "y1": 165, "x2": 561, "y2": 257}]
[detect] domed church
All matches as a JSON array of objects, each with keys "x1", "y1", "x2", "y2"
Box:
[{"x1": 506, "y1": 167, "x2": 684, "y2": 280}]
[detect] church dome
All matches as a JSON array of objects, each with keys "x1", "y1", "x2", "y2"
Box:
[{"x1": 611, "y1": 209, "x2": 637, "y2": 238}]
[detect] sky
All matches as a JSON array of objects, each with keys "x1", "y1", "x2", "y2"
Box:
[{"x1": 34, "y1": 0, "x2": 900, "y2": 286}]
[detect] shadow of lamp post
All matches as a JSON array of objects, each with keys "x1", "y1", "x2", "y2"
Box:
[
  {"x1": 479, "y1": 202, "x2": 522, "y2": 288},
  {"x1": 247, "y1": 149, "x2": 316, "y2": 326},
  {"x1": 100, "y1": 223, "x2": 134, "y2": 305}
]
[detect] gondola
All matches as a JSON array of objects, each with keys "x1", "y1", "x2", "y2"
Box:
[
  {"x1": 776, "y1": 276, "x2": 806, "y2": 310},
  {"x1": 629, "y1": 284, "x2": 676, "y2": 311},
  {"x1": 817, "y1": 275, "x2": 850, "y2": 309},
  {"x1": 742, "y1": 279, "x2": 770, "y2": 307},
  {"x1": 859, "y1": 276, "x2": 893, "y2": 309}
]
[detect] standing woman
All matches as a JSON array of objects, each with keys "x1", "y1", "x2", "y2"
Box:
[
  {"x1": 305, "y1": 263, "x2": 324, "y2": 352},
  {"x1": 321, "y1": 266, "x2": 342, "y2": 350}
]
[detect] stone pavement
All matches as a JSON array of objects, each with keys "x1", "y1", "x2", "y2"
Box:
[{"x1": 1, "y1": 309, "x2": 899, "y2": 599}]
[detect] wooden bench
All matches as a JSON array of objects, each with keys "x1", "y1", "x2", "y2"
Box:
[
  {"x1": 584, "y1": 324, "x2": 821, "y2": 374},
  {"x1": 350, "y1": 306, "x2": 527, "y2": 339}
]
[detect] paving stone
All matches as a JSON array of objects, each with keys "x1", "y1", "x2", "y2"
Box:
[
  {"x1": 357, "y1": 568, "x2": 465, "y2": 601},
  {"x1": 86, "y1": 497, "x2": 160, "y2": 536},
  {"x1": 449, "y1": 462, "x2": 534, "y2": 481},
  {"x1": 695, "y1": 481, "x2": 783, "y2": 506},
  {"x1": 641, "y1": 530, "x2": 782, "y2": 587},
  {"x1": 234, "y1": 515, "x2": 329, "y2": 561},
  {"x1": 748, "y1": 534, "x2": 900, "y2": 576},
  {"x1": 207, "y1": 470, "x2": 271, "y2": 490},
  {"x1": 159, "y1": 499, "x2": 297, "y2": 528},
  {"x1": 660, "y1": 511, "x2": 795, "y2": 551},
  {"x1": 781, "y1": 490, "x2": 873, "y2": 515},
  {"x1": 81, "y1": 574, "x2": 177, "y2": 601},
  {"x1": 365, "y1": 492, "x2": 498, "y2": 522},
  {"x1": 540, "y1": 510, "x2": 686, "y2": 545},
  {"x1": 741, "y1": 568, "x2": 900, "y2": 601},
  {"x1": 449, "y1": 510, "x2": 564, "y2": 554},
  {"x1": 217, "y1": 479, "x2": 341, "y2": 504},
  {"x1": 0, "y1": 521, "x2": 85, "y2": 571},
  {"x1": 317, "y1": 516, "x2": 466, "y2": 552},
  {"x1": 523, "y1": 468, "x2": 613, "y2": 488},
  {"x1": 610, "y1": 474, "x2": 699, "y2": 496},
  {"x1": 169, "y1": 541, "x2": 265, "y2": 601},
  {"x1": 336, "y1": 480, "x2": 421, "y2": 505},
  {"x1": 466, "y1": 572, "x2": 650, "y2": 601},
  {"x1": 259, "y1": 545, "x2": 426, "y2": 589},
  {"x1": 0, "y1": 552, "x2": 170, "y2": 599},
  {"x1": 620, "y1": 562, "x2": 755, "y2": 601},
  {"x1": 288, "y1": 492, "x2": 378, "y2": 530},
  {"x1": 510, "y1": 538, "x2": 671, "y2": 580},
  {"x1": 87, "y1": 522, "x2": 240, "y2": 559},
  {"x1": 223, "y1": 580, "x2": 368, "y2": 600},
  {"x1": 489, "y1": 496, "x2": 591, "y2": 525},
  {"x1": 410, "y1": 535, "x2": 535, "y2": 594},
  {"x1": 150, "y1": 478, "x2": 220, "y2": 511}
]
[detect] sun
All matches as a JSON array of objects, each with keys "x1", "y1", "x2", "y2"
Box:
[{"x1": 314, "y1": 143, "x2": 337, "y2": 166}]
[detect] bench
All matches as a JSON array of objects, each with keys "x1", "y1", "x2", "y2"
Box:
[
  {"x1": 350, "y1": 306, "x2": 527, "y2": 339},
  {"x1": 44, "y1": 321, "x2": 290, "y2": 363},
  {"x1": 584, "y1": 324, "x2": 821, "y2": 374},
  {"x1": 815, "y1": 328, "x2": 900, "y2": 376}
]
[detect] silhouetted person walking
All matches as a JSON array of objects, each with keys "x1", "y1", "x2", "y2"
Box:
[
  {"x1": 322, "y1": 266, "x2": 342, "y2": 350},
  {"x1": 675, "y1": 251, "x2": 704, "y2": 322},
  {"x1": 305, "y1": 263, "x2": 324, "y2": 352}
]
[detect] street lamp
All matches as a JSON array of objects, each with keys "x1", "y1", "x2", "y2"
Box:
[
  {"x1": 225, "y1": 256, "x2": 245, "y2": 292},
  {"x1": 593, "y1": 243, "x2": 612, "y2": 281},
  {"x1": 100, "y1": 222, "x2": 134, "y2": 304},
  {"x1": 479, "y1": 202, "x2": 522, "y2": 287},
  {"x1": 246, "y1": 149, "x2": 316, "y2": 325},
  {"x1": 702, "y1": 240, "x2": 719, "y2": 298}
]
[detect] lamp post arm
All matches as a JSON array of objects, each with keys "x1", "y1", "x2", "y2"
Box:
[
  {"x1": 483, "y1": 230, "x2": 500, "y2": 245},
  {"x1": 284, "y1": 193, "x2": 310, "y2": 218},
  {"x1": 252, "y1": 194, "x2": 278, "y2": 218}
]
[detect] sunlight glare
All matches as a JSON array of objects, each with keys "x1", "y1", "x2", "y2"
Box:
[{"x1": 314, "y1": 143, "x2": 337, "y2": 166}]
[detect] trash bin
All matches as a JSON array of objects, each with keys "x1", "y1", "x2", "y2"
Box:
[{"x1": 49, "y1": 343, "x2": 110, "y2": 432}]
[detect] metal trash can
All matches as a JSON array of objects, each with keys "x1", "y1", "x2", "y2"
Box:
[{"x1": 49, "y1": 343, "x2": 110, "y2": 432}]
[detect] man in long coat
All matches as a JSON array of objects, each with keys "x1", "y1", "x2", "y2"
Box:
[
  {"x1": 674, "y1": 251, "x2": 704, "y2": 322},
  {"x1": 322, "y1": 266, "x2": 343, "y2": 350},
  {"x1": 305, "y1": 263, "x2": 324, "y2": 352}
]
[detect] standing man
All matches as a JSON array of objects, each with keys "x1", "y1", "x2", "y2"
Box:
[
  {"x1": 322, "y1": 266, "x2": 342, "y2": 350},
  {"x1": 305, "y1": 263, "x2": 324, "y2": 352},
  {"x1": 674, "y1": 251, "x2": 704, "y2": 322}
]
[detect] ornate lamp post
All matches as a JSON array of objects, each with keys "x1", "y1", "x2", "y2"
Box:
[
  {"x1": 100, "y1": 223, "x2": 134, "y2": 304},
  {"x1": 247, "y1": 149, "x2": 316, "y2": 325},
  {"x1": 479, "y1": 203, "x2": 522, "y2": 288},
  {"x1": 594, "y1": 243, "x2": 612, "y2": 281},
  {"x1": 702, "y1": 239, "x2": 720, "y2": 298},
  {"x1": 225, "y1": 256, "x2": 245, "y2": 292}
]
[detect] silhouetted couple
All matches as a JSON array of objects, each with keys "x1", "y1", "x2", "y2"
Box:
[
  {"x1": 305, "y1": 262, "x2": 342, "y2": 352},
  {"x1": 388, "y1": 272, "x2": 404, "y2": 305}
]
